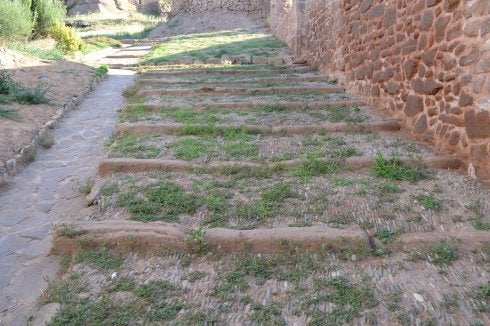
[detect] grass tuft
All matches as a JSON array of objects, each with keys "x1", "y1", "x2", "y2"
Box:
[{"x1": 372, "y1": 153, "x2": 425, "y2": 182}]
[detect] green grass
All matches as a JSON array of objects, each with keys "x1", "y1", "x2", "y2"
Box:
[
  {"x1": 170, "y1": 138, "x2": 208, "y2": 160},
  {"x1": 111, "y1": 134, "x2": 160, "y2": 159},
  {"x1": 95, "y1": 64, "x2": 109, "y2": 78},
  {"x1": 374, "y1": 228, "x2": 399, "y2": 244},
  {"x1": 415, "y1": 193, "x2": 442, "y2": 211},
  {"x1": 0, "y1": 107, "x2": 18, "y2": 120},
  {"x1": 325, "y1": 107, "x2": 368, "y2": 123},
  {"x1": 82, "y1": 36, "x2": 122, "y2": 55},
  {"x1": 117, "y1": 181, "x2": 197, "y2": 222},
  {"x1": 7, "y1": 41, "x2": 64, "y2": 60},
  {"x1": 14, "y1": 85, "x2": 49, "y2": 104},
  {"x1": 372, "y1": 153, "x2": 426, "y2": 182},
  {"x1": 250, "y1": 303, "x2": 286, "y2": 326},
  {"x1": 430, "y1": 241, "x2": 458, "y2": 265},
  {"x1": 292, "y1": 158, "x2": 339, "y2": 182},
  {"x1": 75, "y1": 246, "x2": 124, "y2": 270},
  {"x1": 302, "y1": 276, "x2": 377, "y2": 325},
  {"x1": 145, "y1": 29, "x2": 285, "y2": 63}
]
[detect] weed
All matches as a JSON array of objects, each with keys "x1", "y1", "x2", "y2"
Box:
[
  {"x1": 111, "y1": 134, "x2": 160, "y2": 159},
  {"x1": 472, "y1": 219, "x2": 490, "y2": 230},
  {"x1": 15, "y1": 85, "x2": 49, "y2": 104},
  {"x1": 328, "y1": 212, "x2": 354, "y2": 228},
  {"x1": 476, "y1": 282, "x2": 490, "y2": 299},
  {"x1": 330, "y1": 147, "x2": 358, "y2": 159},
  {"x1": 386, "y1": 290, "x2": 402, "y2": 312},
  {"x1": 95, "y1": 64, "x2": 109, "y2": 78},
  {"x1": 219, "y1": 165, "x2": 273, "y2": 179},
  {"x1": 415, "y1": 193, "x2": 442, "y2": 211},
  {"x1": 122, "y1": 83, "x2": 141, "y2": 98},
  {"x1": 183, "y1": 271, "x2": 208, "y2": 282},
  {"x1": 150, "y1": 301, "x2": 186, "y2": 321},
  {"x1": 429, "y1": 241, "x2": 458, "y2": 265},
  {"x1": 118, "y1": 181, "x2": 196, "y2": 222},
  {"x1": 224, "y1": 142, "x2": 258, "y2": 157},
  {"x1": 250, "y1": 302, "x2": 286, "y2": 326},
  {"x1": 75, "y1": 245, "x2": 124, "y2": 270},
  {"x1": 373, "y1": 153, "x2": 425, "y2": 182},
  {"x1": 57, "y1": 225, "x2": 86, "y2": 238},
  {"x1": 374, "y1": 227, "x2": 399, "y2": 244},
  {"x1": 292, "y1": 158, "x2": 338, "y2": 182},
  {"x1": 212, "y1": 271, "x2": 249, "y2": 301},
  {"x1": 333, "y1": 177, "x2": 355, "y2": 186},
  {"x1": 42, "y1": 273, "x2": 86, "y2": 305},
  {"x1": 100, "y1": 183, "x2": 119, "y2": 196},
  {"x1": 188, "y1": 228, "x2": 208, "y2": 255},
  {"x1": 303, "y1": 276, "x2": 377, "y2": 325},
  {"x1": 75, "y1": 178, "x2": 94, "y2": 194},
  {"x1": 0, "y1": 70, "x2": 18, "y2": 95},
  {"x1": 170, "y1": 138, "x2": 207, "y2": 160},
  {"x1": 106, "y1": 276, "x2": 136, "y2": 292},
  {"x1": 325, "y1": 107, "x2": 367, "y2": 123},
  {"x1": 135, "y1": 279, "x2": 178, "y2": 302},
  {"x1": 0, "y1": 108, "x2": 18, "y2": 120},
  {"x1": 376, "y1": 181, "x2": 403, "y2": 194},
  {"x1": 180, "y1": 124, "x2": 219, "y2": 136},
  {"x1": 39, "y1": 132, "x2": 54, "y2": 149},
  {"x1": 465, "y1": 198, "x2": 485, "y2": 219}
]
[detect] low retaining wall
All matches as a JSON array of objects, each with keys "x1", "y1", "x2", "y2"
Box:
[{"x1": 271, "y1": 0, "x2": 490, "y2": 180}]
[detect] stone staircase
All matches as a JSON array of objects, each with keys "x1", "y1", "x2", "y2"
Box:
[{"x1": 50, "y1": 60, "x2": 490, "y2": 324}]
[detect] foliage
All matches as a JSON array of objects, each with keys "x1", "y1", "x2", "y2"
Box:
[
  {"x1": 373, "y1": 153, "x2": 425, "y2": 182},
  {"x1": 32, "y1": 0, "x2": 66, "y2": 37},
  {"x1": 0, "y1": 0, "x2": 33, "y2": 41},
  {"x1": 95, "y1": 64, "x2": 109, "y2": 78},
  {"x1": 50, "y1": 23, "x2": 83, "y2": 53}
]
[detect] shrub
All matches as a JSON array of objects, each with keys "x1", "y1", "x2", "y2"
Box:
[
  {"x1": 32, "y1": 0, "x2": 66, "y2": 37},
  {"x1": 15, "y1": 85, "x2": 49, "y2": 104},
  {"x1": 0, "y1": 1, "x2": 34, "y2": 41},
  {"x1": 95, "y1": 64, "x2": 109, "y2": 78},
  {"x1": 50, "y1": 23, "x2": 83, "y2": 53},
  {"x1": 0, "y1": 71, "x2": 19, "y2": 95}
]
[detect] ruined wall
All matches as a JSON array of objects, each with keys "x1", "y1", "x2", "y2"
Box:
[
  {"x1": 172, "y1": 0, "x2": 269, "y2": 18},
  {"x1": 271, "y1": 0, "x2": 490, "y2": 180}
]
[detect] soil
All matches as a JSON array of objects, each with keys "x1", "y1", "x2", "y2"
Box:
[
  {"x1": 148, "y1": 11, "x2": 266, "y2": 38},
  {"x1": 0, "y1": 47, "x2": 94, "y2": 162}
]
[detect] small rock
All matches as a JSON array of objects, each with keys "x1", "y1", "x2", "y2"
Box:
[
  {"x1": 205, "y1": 57, "x2": 220, "y2": 64},
  {"x1": 268, "y1": 57, "x2": 284, "y2": 65},
  {"x1": 413, "y1": 293, "x2": 424, "y2": 302}
]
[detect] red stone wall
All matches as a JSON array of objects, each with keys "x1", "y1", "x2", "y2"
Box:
[{"x1": 271, "y1": 0, "x2": 490, "y2": 180}]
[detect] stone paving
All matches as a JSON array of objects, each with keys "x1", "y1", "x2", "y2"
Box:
[{"x1": 0, "y1": 69, "x2": 136, "y2": 325}]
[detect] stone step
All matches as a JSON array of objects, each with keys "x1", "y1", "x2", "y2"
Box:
[
  {"x1": 138, "y1": 85, "x2": 345, "y2": 96},
  {"x1": 52, "y1": 219, "x2": 487, "y2": 255},
  {"x1": 138, "y1": 75, "x2": 332, "y2": 86},
  {"x1": 96, "y1": 154, "x2": 461, "y2": 177},
  {"x1": 131, "y1": 100, "x2": 365, "y2": 111},
  {"x1": 140, "y1": 65, "x2": 316, "y2": 76},
  {"x1": 114, "y1": 120, "x2": 400, "y2": 136}
]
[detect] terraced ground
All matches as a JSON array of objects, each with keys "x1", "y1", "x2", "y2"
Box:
[{"x1": 44, "y1": 30, "x2": 490, "y2": 325}]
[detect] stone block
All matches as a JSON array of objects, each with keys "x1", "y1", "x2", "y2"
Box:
[
  {"x1": 403, "y1": 59, "x2": 418, "y2": 79},
  {"x1": 404, "y1": 95, "x2": 424, "y2": 117},
  {"x1": 464, "y1": 108, "x2": 490, "y2": 138},
  {"x1": 235, "y1": 54, "x2": 252, "y2": 64},
  {"x1": 268, "y1": 57, "x2": 284, "y2": 65},
  {"x1": 6, "y1": 159, "x2": 16, "y2": 176},
  {"x1": 176, "y1": 56, "x2": 193, "y2": 64},
  {"x1": 423, "y1": 79, "x2": 443, "y2": 95},
  {"x1": 482, "y1": 19, "x2": 490, "y2": 36},
  {"x1": 413, "y1": 114, "x2": 428, "y2": 133},
  {"x1": 463, "y1": 19, "x2": 481, "y2": 37},
  {"x1": 420, "y1": 10, "x2": 434, "y2": 31},
  {"x1": 435, "y1": 15, "x2": 451, "y2": 42},
  {"x1": 251, "y1": 56, "x2": 269, "y2": 64},
  {"x1": 476, "y1": 56, "x2": 490, "y2": 73},
  {"x1": 459, "y1": 50, "x2": 480, "y2": 66},
  {"x1": 360, "y1": 0, "x2": 372, "y2": 13},
  {"x1": 205, "y1": 57, "x2": 220, "y2": 64},
  {"x1": 459, "y1": 91, "x2": 474, "y2": 107},
  {"x1": 426, "y1": 0, "x2": 441, "y2": 8},
  {"x1": 369, "y1": 4, "x2": 385, "y2": 19},
  {"x1": 445, "y1": 0, "x2": 460, "y2": 12}
]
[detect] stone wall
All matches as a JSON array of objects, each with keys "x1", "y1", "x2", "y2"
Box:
[
  {"x1": 171, "y1": 0, "x2": 270, "y2": 18},
  {"x1": 270, "y1": 0, "x2": 490, "y2": 180}
]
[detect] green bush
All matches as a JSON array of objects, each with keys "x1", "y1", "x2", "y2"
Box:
[
  {"x1": 32, "y1": 0, "x2": 66, "y2": 37},
  {"x1": 0, "y1": 1, "x2": 34, "y2": 41},
  {"x1": 50, "y1": 23, "x2": 83, "y2": 53}
]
